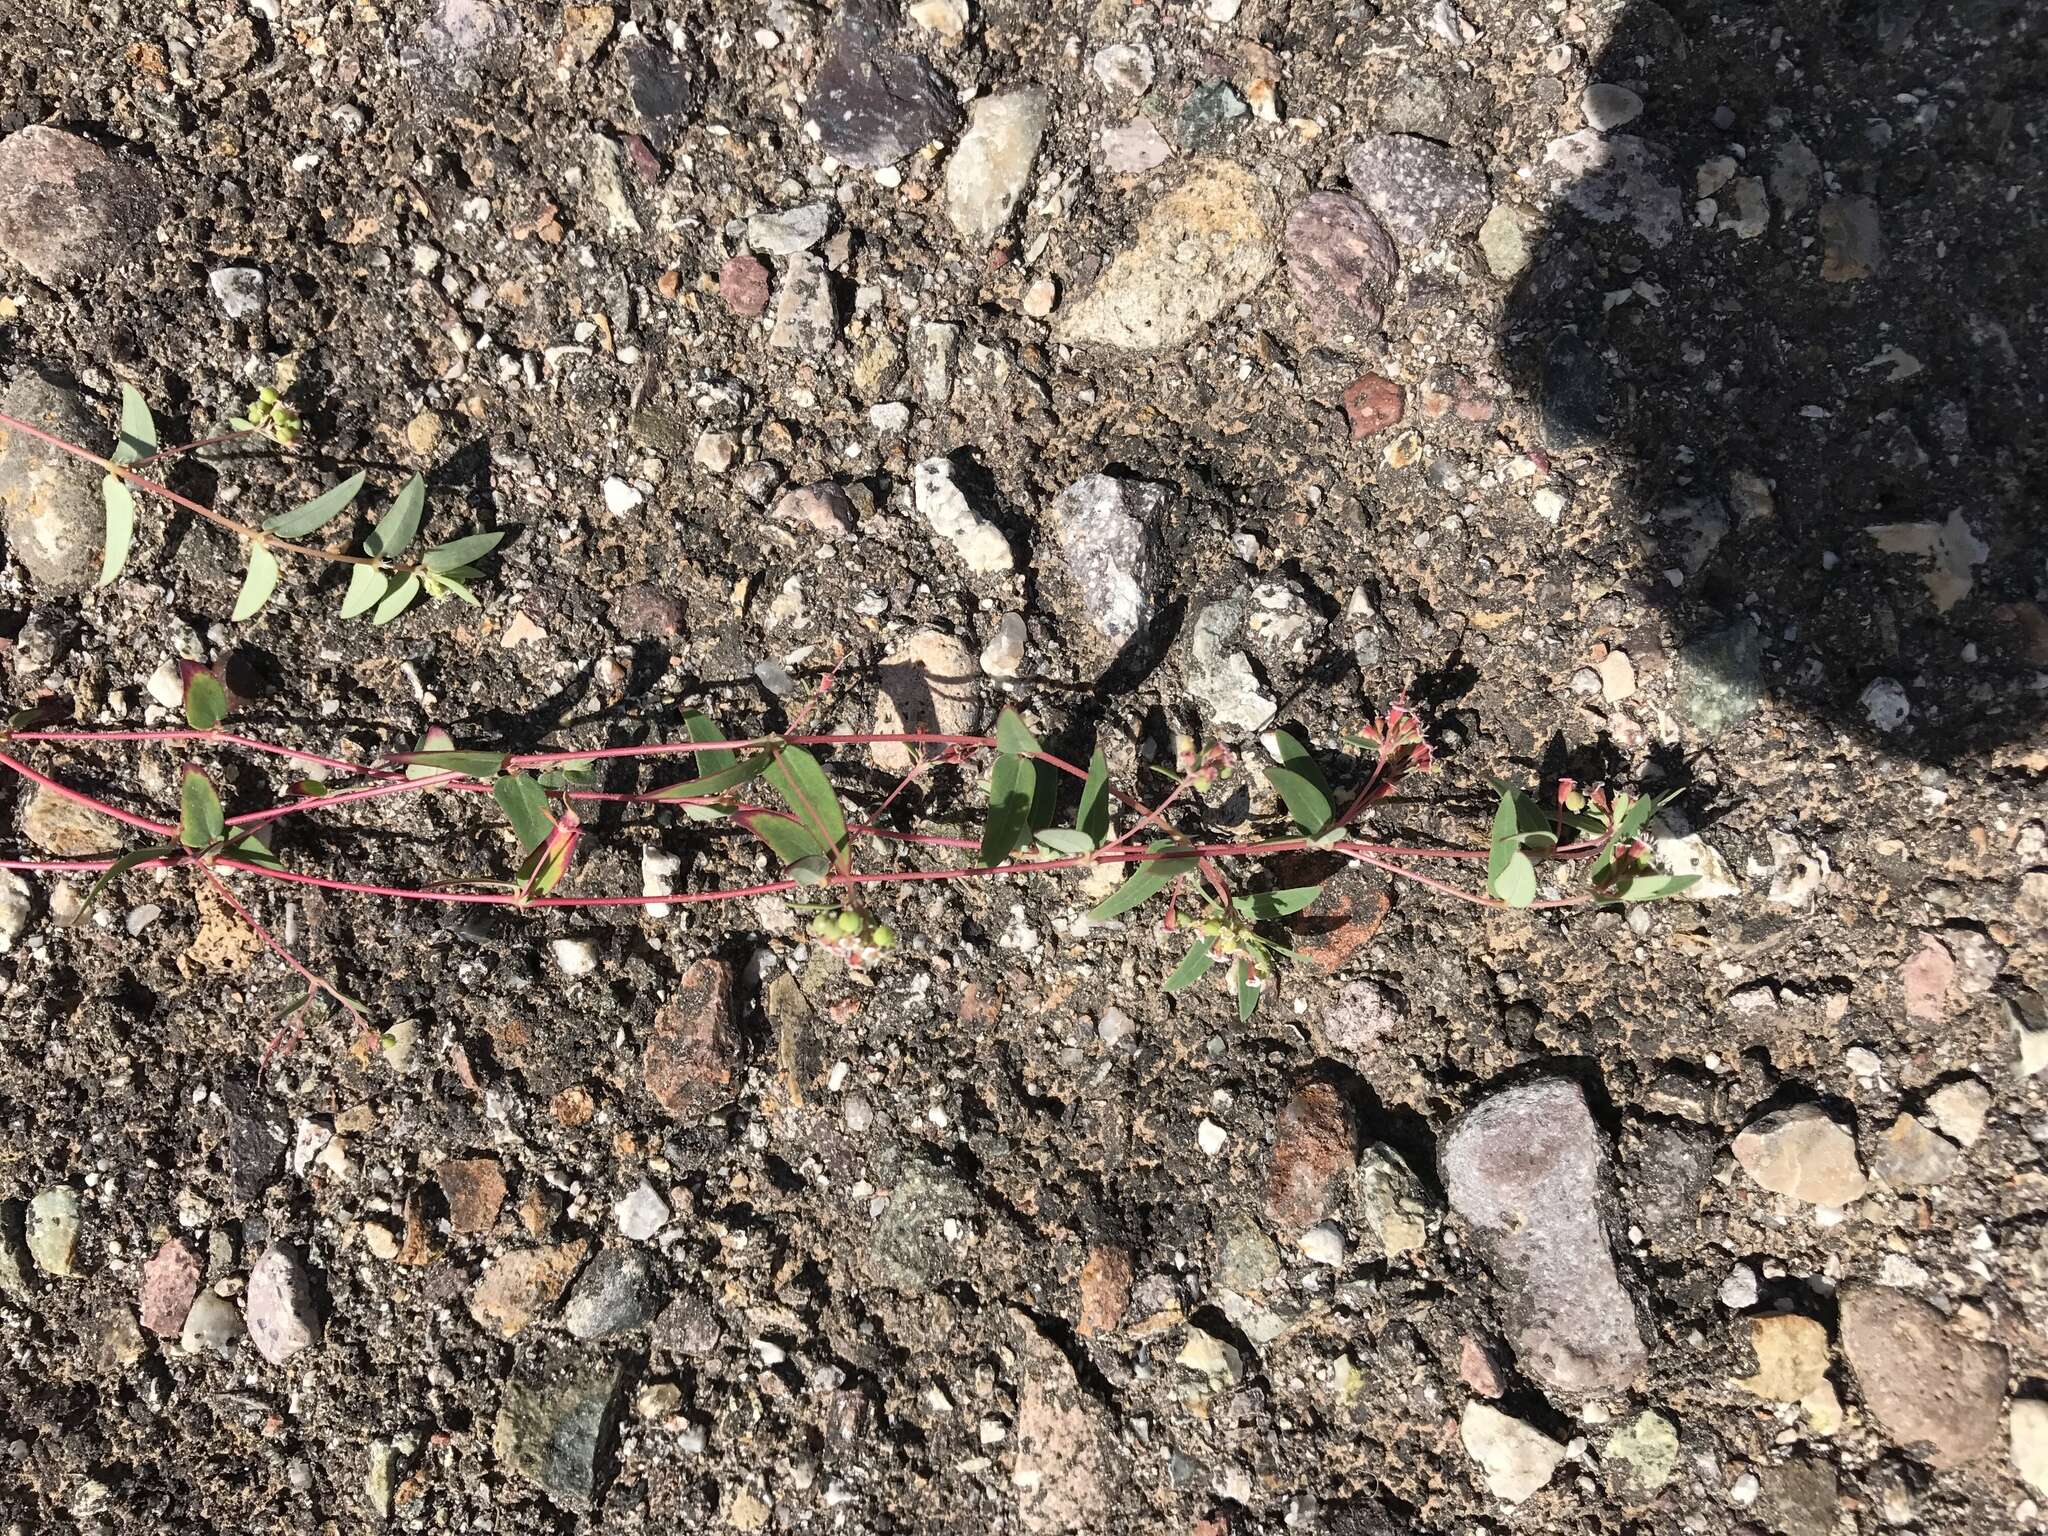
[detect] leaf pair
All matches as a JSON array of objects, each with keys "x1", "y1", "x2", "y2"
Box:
[
  {"x1": 1263, "y1": 730, "x2": 1337, "y2": 839},
  {"x1": 97, "y1": 385, "x2": 156, "y2": 586},
  {"x1": 1486, "y1": 785, "x2": 1557, "y2": 908},
  {"x1": 1029, "y1": 747, "x2": 1113, "y2": 860},
  {"x1": 744, "y1": 743, "x2": 849, "y2": 885},
  {"x1": 1585, "y1": 789, "x2": 1697, "y2": 903},
  {"x1": 650, "y1": 712, "x2": 770, "y2": 821},
  {"x1": 978, "y1": 708, "x2": 1058, "y2": 867}
]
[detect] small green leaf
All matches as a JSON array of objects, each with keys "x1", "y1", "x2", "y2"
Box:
[
  {"x1": 222, "y1": 829, "x2": 286, "y2": 871},
  {"x1": 514, "y1": 832, "x2": 574, "y2": 900},
  {"x1": 431, "y1": 574, "x2": 480, "y2": 607},
  {"x1": 112, "y1": 384, "x2": 156, "y2": 466},
  {"x1": 227, "y1": 416, "x2": 254, "y2": 432},
  {"x1": 99, "y1": 475, "x2": 137, "y2": 587},
  {"x1": 1614, "y1": 790, "x2": 1667, "y2": 844},
  {"x1": 746, "y1": 810, "x2": 825, "y2": 868},
  {"x1": 1618, "y1": 873, "x2": 1699, "y2": 903},
  {"x1": 364, "y1": 474, "x2": 426, "y2": 558},
  {"x1": 79, "y1": 843, "x2": 177, "y2": 919},
  {"x1": 995, "y1": 706, "x2": 1040, "y2": 757},
  {"x1": 979, "y1": 753, "x2": 1034, "y2": 867},
  {"x1": 1033, "y1": 828, "x2": 1098, "y2": 857},
  {"x1": 651, "y1": 751, "x2": 773, "y2": 801},
  {"x1": 1489, "y1": 848, "x2": 1538, "y2": 907},
  {"x1": 1163, "y1": 936, "x2": 1218, "y2": 994},
  {"x1": 6, "y1": 701, "x2": 69, "y2": 734},
  {"x1": 1233, "y1": 958, "x2": 1262, "y2": 1020},
  {"x1": 423, "y1": 530, "x2": 507, "y2": 572},
  {"x1": 340, "y1": 562, "x2": 389, "y2": 619},
  {"x1": 179, "y1": 769, "x2": 225, "y2": 850},
  {"x1": 231, "y1": 541, "x2": 282, "y2": 621},
  {"x1": 492, "y1": 773, "x2": 553, "y2": 854},
  {"x1": 1232, "y1": 884, "x2": 1324, "y2": 921},
  {"x1": 371, "y1": 573, "x2": 421, "y2": 626},
  {"x1": 1076, "y1": 748, "x2": 1112, "y2": 848},
  {"x1": 681, "y1": 711, "x2": 738, "y2": 776},
  {"x1": 399, "y1": 748, "x2": 512, "y2": 779},
  {"x1": 764, "y1": 747, "x2": 847, "y2": 864},
  {"x1": 1490, "y1": 783, "x2": 1557, "y2": 852},
  {"x1": 786, "y1": 854, "x2": 831, "y2": 886},
  {"x1": 264, "y1": 472, "x2": 365, "y2": 538},
  {"x1": 1264, "y1": 731, "x2": 1333, "y2": 836},
  {"x1": 1086, "y1": 843, "x2": 1194, "y2": 922},
  {"x1": 183, "y1": 668, "x2": 229, "y2": 730}
]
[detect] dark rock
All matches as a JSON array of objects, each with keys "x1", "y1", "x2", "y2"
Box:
[
  {"x1": 1177, "y1": 81, "x2": 1247, "y2": 152},
  {"x1": 1342, "y1": 375, "x2": 1405, "y2": 438},
  {"x1": 807, "y1": 0, "x2": 961, "y2": 169},
  {"x1": 1839, "y1": 1284, "x2": 2007, "y2": 1467},
  {"x1": 1621, "y1": 1120, "x2": 1715, "y2": 1241},
  {"x1": 1758, "y1": 1458, "x2": 1839, "y2": 1536},
  {"x1": 0, "y1": 127, "x2": 161, "y2": 285},
  {"x1": 563, "y1": 1249, "x2": 666, "y2": 1340},
  {"x1": 1439, "y1": 1077, "x2": 1649, "y2": 1394},
  {"x1": 492, "y1": 1343, "x2": 630, "y2": 1513},
  {"x1": 624, "y1": 42, "x2": 707, "y2": 143},
  {"x1": 225, "y1": 1084, "x2": 288, "y2": 1206},
  {"x1": 865, "y1": 1154, "x2": 982, "y2": 1291},
  {"x1": 643, "y1": 958, "x2": 738, "y2": 1120},
  {"x1": 1539, "y1": 330, "x2": 1620, "y2": 452},
  {"x1": 613, "y1": 582, "x2": 686, "y2": 640},
  {"x1": 1344, "y1": 134, "x2": 1489, "y2": 247},
  {"x1": 1284, "y1": 192, "x2": 1398, "y2": 344},
  {"x1": 0, "y1": 374, "x2": 103, "y2": 593}
]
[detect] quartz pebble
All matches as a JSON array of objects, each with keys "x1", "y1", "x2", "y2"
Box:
[
  {"x1": 945, "y1": 89, "x2": 1048, "y2": 245},
  {"x1": 914, "y1": 456, "x2": 1014, "y2": 574},
  {"x1": 1052, "y1": 474, "x2": 1160, "y2": 650},
  {"x1": 246, "y1": 1246, "x2": 321, "y2": 1364}
]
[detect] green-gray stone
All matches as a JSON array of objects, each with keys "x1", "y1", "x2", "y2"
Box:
[
  {"x1": 493, "y1": 1346, "x2": 629, "y2": 1513},
  {"x1": 1682, "y1": 618, "x2": 1764, "y2": 736},
  {"x1": 1604, "y1": 1410, "x2": 1679, "y2": 1496}
]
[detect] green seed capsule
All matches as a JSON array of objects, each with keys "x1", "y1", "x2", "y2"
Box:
[
  {"x1": 258, "y1": 386, "x2": 279, "y2": 405},
  {"x1": 871, "y1": 924, "x2": 897, "y2": 949},
  {"x1": 835, "y1": 910, "x2": 862, "y2": 936},
  {"x1": 275, "y1": 425, "x2": 299, "y2": 446}
]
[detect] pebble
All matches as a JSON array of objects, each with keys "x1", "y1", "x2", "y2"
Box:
[
  {"x1": 1926, "y1": 1078, "x2": 1991, "y2": 1147},
  {"x1": 2012, "y1": 1400, "x2": 2048, "y2": 1496},
  {"x1": 1477, "y1": 202, "x2": 1535, "y2": 279},
  {"x1": 1458, "y1": 1336, "x2": 1504, "y2": 1397},
  {"x1": 1056, "y1": 162, "x2": 1275, "y2": 352},
  {"x1": 1839, "y1": 1284, "x2": 2007, "y2": 1468},
  {"x1": 0, "y1": 869, "x2": 30, "y2": 943},
  {"x1": 1282, "y1": 192, "x2": 1396, "y2": 344},
  {"x1": 601, "y1": 476, "x2": 643, "y2": 515},
  {"x1": 1861, "y1": 676, "x2": 1910, "y2": 732},
  {"x1": 1538, "y1": 330, "x2": 1618, "y2": 452},
  {"x1": 1098, "y1": 119, "x2": 1173, "y2": 175},
  {"x1": 1759, "y1": 1458, "x2": 1837, "y2": 1536},
  {"x1": 1459, "y1": 1402, "x2": 1564, "y2": 1503},
  {"x1": 246, "y1": 1246, "x2": 321, "y2": 1364},
  {"x1": 1680, "y1": 617, "x2": 1764, "y2": 736},
  {"x1": 208, "y1": 266, "x2": 265, "y2": 320},
  {"x1": 1736, "y1": 1313, "x2": 1830, "y2": 1401},
  {"x1": 843, "y1": 1092, "x2": 875, "y2": 1133},
  {"x1": 773, "y1": 481, "x2": 857, "y2": 537},
  {"x1": 1820, "y1": 196, "x2": 1882, "y2": 281},
  {"x1": 768, "y1": 252, "x2": 839, "y2": 354},
  {"x1": 0, "y1": 126, "x2": 162, "y2": 284},
  {"x1": 26, "y1": 1187, "x2": 80, "y2": 1276},
  {"x1": 1341, "y1": 374, "x2": 1404, "y2": 438},
  {"x1": 1731, "y1": 1103, "x2": 1869, "y2": 1206},
  {"x1": 1197, "y1": 1119, "x2": 1229, "y2": 1157},
  {"x1": 1603, "y1": 1410, "x2": 1679, "y2": 1497},
  {"x1": 907, "y1": 0, "x2": 968, "y2": 38},
  {"x1": 0, "y1": 375, "x2": 105, "y2": 594},
  {"x1": 807, "y1": 0, "x2": 961, "y2": 168},
  {"x1": 873, "y1": 629, "x2": 981, "y2": 773},
  {"x1": 1438, "y1": 1078, "x2": 1648, "y2": 1394},
  {"x1": 946, "y1": 89, "x2": 1048, "y2": 245},
  {"x1": 914, "y1": 455, "x2": 1014, "y2": 574},
  {"x1": 493, "y1": 1343, "x2": 629, "y2": 1512},
  {"x1": 694, "y1": 431, "x2": 737, "y2": 472},
  {"x1": 1356, "y1": 1144, "x2": 1429, "y2": 1258},
  {"x1": 1718, "y1": 1263, "x2": 1759, "y2": 1310},
  {"x1": 1542, "y1": 132, "x2": 1682, "y2": 247},
  {"x1": 1076, "y1": 1245, "x2": 1132, "y2": 1337},
  {"x1": 140, "y1": 1237, "x2": 203, "y2": 1336},
  {"x1": 614, "y1": 1180, "x2": 669, "y2": 1241},
  {"x1": 1176, "y1": 82, "x2": 1246, "y2": 152},
  {"x1": 1052, "y1": 474, "x2": 1161, "y2": 650},
  {"x1": 1177, "y1": 1326, "x2": 1244, "y2": 1384},
  {"x1": 551, "y1": 937, "x2": 600, "y2": 976},
  {"x1": 180, "y1": 1289, "x2": 245, "y2": 1357},
  {"x1": 469, "y1": 1241, "x2": 589, "y2": 1336},
  {"x1": 1020, "y1": 276, "x2": 1057, "y2": 318},
  {"x1": 865, "y1": 1157, "x2": 983, "y2": 1290},
  {"x1": 641, "y1": 847, "x2": 681, "y2": 916},
  {"x1": 563, "y1": 1248, "x2": 666, "y2": 1339},
  {"x1": 1185, "y1": 593, "x2": 1276, "y2": 734},
  {"x1": 1264, "y1": 1082, "x2": 1359, "y2": 1231},
  {"x1": 1090, "y1": 43, "x2": 1155, "y2": 98},
  {"x1": 746, "y1": 202, "x2": 831, "y2": 256},
  {"x1": 1296, "y1": 1222, "x2": 1346, "y2": 1267},
  {"x1": 981, "y1": 612, "x2": 1028, "y2": 677},
  {"x1": 643, "y1": 958, "x2": 739, "y2": 1119},
  {"x1": 719, "y1": 252, "x2": 772, "y2": 317},
  {"x1": 1344, "y1": 134, "x2": 1490, "y2": 247},
  {"x1": 1581, "y1": 84, "x2": 1644, "y2": 130},
  {"x1": 437, "y1": 1156, "x2": 508, "y2": 1234},
  {"x1": 1870, "y1": 1112, "x2": 1960, "y2": 1188}
]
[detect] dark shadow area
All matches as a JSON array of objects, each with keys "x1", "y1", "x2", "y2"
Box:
[{"x1": 1501, "y1": 0, "x2": 2045, "y2": 762}]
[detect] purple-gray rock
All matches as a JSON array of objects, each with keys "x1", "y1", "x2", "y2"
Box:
[
  {"x1": 0, "y1": 127, "x2": 161, "y2": 285},
  {"x1": 1542, "y1": 132, "x2": 1682, "y2": 248},
  {"x1": 1283, "y1": 191, "x2": 1398, "y2": 344},
  {"x1": 624, "y1": 41, "x2": 708, "y2": 144},
  {"x1": 0, "y1": 374, "x2": 104, "y2": 594},
  {"x1": 808, "y1": 0, "x2": 963, "y2": 169},
  {"x1": 1053, "y1": 475, "x2": 1161, "y2": 650},
  {"x1": 1439, "y1": 1078, "x2": 1649, "y2": 1394},
  {"x1": 1344, "y1": 134, "x2": 1489, "y2": 248},
  {"x1": 246, "y1": 1246, "x2": 320, "y2": 1364}
]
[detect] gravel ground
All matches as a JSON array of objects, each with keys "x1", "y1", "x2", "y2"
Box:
[{"x1": 1, "y1": 0, "x2": 2044, "y2": 1533}]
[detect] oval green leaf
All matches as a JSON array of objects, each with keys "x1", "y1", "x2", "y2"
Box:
[
  {"x1": 364, "y1": 474, "x2": 426, "y2": 559},
  {"x1": 231, "y1": 541, "x2": 281, "y2": 621},
  {"x1": 340, "y1": 562, "x2": 389, "y2": 619},
  {"x1": 265, "y1": 472, "x2": 366, "y2": 539},
  {"x1": 371, "y1": 573, "x2": 421, "y2": 626},
  {"x1": 99, "y1": 475, "x2": 137, "y2": 586}
]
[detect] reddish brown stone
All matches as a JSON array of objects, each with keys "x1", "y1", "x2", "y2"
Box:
[
  {"x1": 1263, "y1": 1082, "x2": 1360, "y2": 1230},
  {"x1": 613, "y1": 581, "x2": 685, "y2": 640},
  {"x1": 719, "y1": 252, "x2": 771, "y2": 317},
  {"x1": 468, "y1": 1241, "x2": 588, "y2": 1337},
  {"x1": 1341, "y1": 374, "x2": 1404, "y2": 438},
  {"x1": 1076, "y1": 1245, "x2": 1133, "y2": 1338},
  {"x1": 436, "y1": 1157, "x2": 508, "y2": 1236},
  {"x1": 1459, "y1": 1335, "x2": 1506, "y2": 1397},
  {"x1": 1292, "y1": 872, "x2": 1391, "y2": 976},
  {"x1": 644, "y1": 958, "x2": 739, "y2": 1120},
  {"x1": 139, "y1": 1237, "x2": 202, "y2": 1337}
]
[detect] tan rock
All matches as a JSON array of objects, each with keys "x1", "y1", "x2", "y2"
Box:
[
  {"x1": 872, "y1": 629, "x2": 980, "y2": 773},
  {"x1": 1839, "y1": 1284, "x2": 2007, "y2": 1467},
  {"x1": 1735, "y1": 1313, "x2": 1830, "y2": 1401},
  {"x1": 1732, "y1": 1104, "x2": 1869, "y2": 1206},
  {"x1": 468, "y1": 1241, "x2": 588, "y2": 1337},
  {"x1": 20, "y1": 784, "x2": 124, "y2": 856}
]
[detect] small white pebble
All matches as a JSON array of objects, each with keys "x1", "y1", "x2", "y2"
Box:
[
  {"x1": 551, "y1": 938, "x2": 600, "y2": 977},
  {"x1": 1197, "y1": 1119, "x2": 1228, "y2": 1158}
]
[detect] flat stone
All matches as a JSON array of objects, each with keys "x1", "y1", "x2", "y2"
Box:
[
  {"x1": 1460, "y1": 1402, "x2": 1564, "y2": 1503},
  {"x1": 1819, "y1": 196, "x2": 1881, "y2": 281},
  {"x1": 613, "y1": 1180, "x2": 669, "y2": 1241},
  {"x1": 1341, "y1": 374, "x2": 1404, "y2": 438},
  {"x1": 1736, "y1": 1313, "x2": 1830, "y2": 1401},
  {"x1": 0, "y1": 374, "x2": 105, "y2": 595},
  {"x1": 246, "y1": 1246, "x2": 321, "y2": 1364},
  {"x1": 1098, "y1": 119, "x2": 1173, "y2": 175},
  {"x1": 1177, "y1": 81, "x2": 1246, "y2": 152},
  {"x1": 1732, "y1": 1103, "x2": 1869, "y2": 1206},
  {"x1": 208, "y1": 266, "x2": 265, "y2": 320},
  {"x1": 1581, "y1": 83, "x2": 1644, "y2": 130},
  {"x1": 140, "y1": 1237, "x2": 203, "y2": 1337},
  {"x1": 1185, "y1": 591, "x2": 1276, "y2": 734},
  {"x1": 1602, "y1": 1411, "x2": 1678, "y2": 1499},
  {"x1": 2013, "y1": 1399, "x2": 2048, "y2": 1496},
  {"x1": 0, "y1": 127, "x2": 162, "y2": 284},
  {"x1": 1344, "y1": 134, "x2": 1490, "y2": 247},
  {"x1": 946, "y1": 89, "x2": 1048, "y2": 245},
  {"x1": 873, "y1": 629, "x2": 980, "y2": 773},
  {"x1": 1541, "y1": 131, "x2": 1681, "y2": 246},
  {"x1": 913, "y1": 455, "x2": 1013, "y2": 574},
  {"x1": 1900, "y1": 934, "x2": 1956, "y2": 1023},
  {"x1": 980, "y1": 612, "x2": 1028, "y2": 678},
  {"x1": 1926, "y1": 1077, "x2": 1991, "y2": 1147},
  {"x1": 1439, "y1": 1077, "x2": 1648, "y2": 1395},
  {"x1": 437, "y1": 1157, "x2": 508, "y2": 1235},
  {"x1": 1681, "y1": 618, "x2": 1765, "y2": 736},
  {"x1": 719, "y1": 253, "x2": 771, "y2": 317},
  {"x1": 746, "y1": 202, "x2": 831, "y2": 256},
  {"x1": 0, "y1": 1201, "x2": 31, "y2": 1299},
  {"x1": 1759, "y1": 1458, "x2": 1838, "y2": 1536},
  {"x1": 767, "y1": 252, "x2": 838, "y2": 354},
  {"x1": 1076, "y1": 1245, "x2": 1132, "y2": 1338},
  {"x1": 1478, "y1": 202, "x2": 1535, "y2": 278},
  {"x1": 1870, "y1": 1112, "x2": 1960, "y2": 1187},
  {"x1": 1357, "y1": 1143, "x2": 1429, "y2": 1258},
  {"x1": 1263, "y1": 1082, "x2": 1359, "y2": 1231},
  {"x1": 866, "y1": 1156, "x2": 982, "y2": 1290},
  {"x1": 562, "y1": 1248, "x2": 666, "y2": 1339},
  {"x1": 469, "y1": 1241, "x2": 589, "y2": 1337},
  {"x1": 493, "y1": 1343, "x2": 629, "y2": 1513},
  {"x1": 1052, "y1": 474, "x2": 1161, "y2": 650},
  {"x1": 772, "y1": 481, "x2": 855, "y2": 537},
  {"x1": 180, "y1": 1290, "x2": 245, "y2": 1356},
  {"x1": 26, "y1": 1187, "x2": 80, "y2": 1276},
  {"x1": 643, "y1": 958, "x2": 739, "y2": 1120},
  {"x1": 807, "y1": 0, "x2": 962, "y2": 169},
  {"x1": 1090, "y1": 43, "x2": 1155, "y2": 97},
  {"x1": 1055, "y1": 161, "x2": 1275, "y2": 352},
  {"x1": 1012, "y1": 1311, "x2": 1120, "y2": 1534},
  {"x1": 1838, "y1": 1284, "x2": 2007, "y2": 1468}
]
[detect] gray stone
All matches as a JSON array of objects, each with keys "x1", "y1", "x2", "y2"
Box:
[
  {"x1": 1460, "y1": 1402, "x2": 1564, "y2": 1503},
  {"x1": 1439, "y1": 1078, "x2": 1649, "y2": 1394},
  {"x1": 1056, "y1": 161, "x2": 1275, "y2": 352},
  {"x1": 1357, "y1": 1143, "x2": 1429, "y2": 1258},
  {"x1": 866, "y1": 1156, "x2": 983, "y2": 1290},
  {"x1": 1176, "y1": 81, "x2": 1246, "y2": 152},
  {"x1": 1098, "y1": 119, "x2": 1173, "y2": 176},
  {"x1": 0, "y1": 868, "x2": 30, "y2": 942},
  {"x1": 1820, "y1": 196, "x2": 1882, "y2": 281},
  {"x1": 562, "y1": 1248, "x2": 666, "y2": 1339},
  {"x1": 1478, "y1": 203, "x2": 1535, "y2": 279},
  {"x1": 1282, "y1": 191, "x2": 1397, "y2": 345},
  {"x1": 0, "y1": 1201, "x2": 29, "y2": 1299},
  {"x1": 180, "y1": 1290, "x2": 245, "y2": 1356},
  {"x1": 746, "y1": 203, "x2": 832, "y2": 256},
  {"x1": 1759, "y1": 1458, "x2": 1838, "y2": 1536},
  {"x1": 1870, "y1": 1112, "x2": 1961, "y2": 1188},
  {"x1": 980, "y1": 612, "x2": 1027, "y2": 678},
  {"x1": 946, "y1": 89, "x2": 1048, "y2": 245},
  {"x1": 1542, "y1": 131, "x2": 1682, "y2": 247},
  {"x1": 1732, "y1": 1103, "x2": 1869, "y2": 1206},
  {"x1": 1344, "y1": 134, "x2": 1490, "y2": 247},
  {"x1": 914, "y1": 456, "x2": 1013, "y2": 574},
  {"x1": 1624, "y1": 1120, "x2": 1714, "y2": 1240},
  {"x1": 26, "y1": 1187, "x2": 80, "y2": 1276},
  {"x1": 208, "y1": 266, "x2": 265, "y2": 320},
  {"x1": 492, "y1": 1343, "x2": 629, "y2": 1512},
  {"x1": 1770, "y1": 138, "x2": 1820, "y2": 213},
  {"x1": 1052, "y1": 474, "x2": 1161, "y2": 650},
  {"x1": 246, "y1": 1246, "x2": 320, "y2": 1364},
  {"x1": 0, "y1": 127, "x2": 161, "y2": 285},
  {"x1": 1681, "y1": 618, "x2": 1764, "y2": 736},
  {"x1": 1581, "y1": 84, "x2": 1644, "y2": 130},
  {"x1": 768, "y1": 252, "x2": 838, "y2": 355},
  {"x1": 1185, "y1": 592, "x2": 1276, "y2": 734},
  {"x1": 807, "y1": 0, "x2": 962, "y2": 169},
  {"x1": 0, "y1": 374, "x2": 105, "y2": 594}
]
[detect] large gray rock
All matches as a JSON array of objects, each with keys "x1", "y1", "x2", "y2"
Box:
[
  {"x1": 1541, "y1": 131, "x2": 1682, "y2": 248},
  {"x1": 0, "y1": 374, "x2": 105, "y2": 594},
  {"x1": 1052, "y1": 475, "x2": 1160, "y2": 650},
  {"x1": 493, "y1": 1344, "x2": 630, "y2": 1512},
  {"x1": 1439, "y1": 1078, "x2": 1649, "y2": 1394},
  {"x1": 1185, "y1": 591, "x2": 1276, "y2": 735},
  {"x1": 807, "y1": 0, "x2": 962, "y2": 169},
  {"x1": 0, "y1": 127, "x2": 161, "y2": 284},
  {"x1": 946, "y1": 89, "x2": 1048, "y2": 245}
]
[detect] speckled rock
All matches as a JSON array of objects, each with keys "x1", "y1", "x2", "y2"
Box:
[
  {"x1": 1839, "y1": 1284, "x2": 2007, "y2": 1467},
  {"x1": 1283, "y1": 191, "x2": 1397, "y2": 344},
  {"x1": 1344, "y1": 134, "x2": 1489, "y2": 247},
  {"x1": 0, "y1": 374, "x2": 105, "y2": 594},
  {"x1": 946, "y1": 89, "x2": 1048, "y2": 245},
  {"x1": 1052, "y1": 474, "x2": 1161, "y2": 651},
  {"x1": 140, "y1": 1237, "x2": 203, "y2": 1337},
  {"x1": 246, "y1": 1246, "x2": 321, "y2": 1364},
  {"x1": 493, "y1": 1343, "x2": 629, "y2": 1513},
  {"x1": 642, "y1": 958, "x2": 739, "y2": 1120},
  {"x1": 807, "y1": 0, "x2": 961, "y2": 169},
  {"x1": 0, "y1": 127, "x2": 161, "y2": 284},
  {"x1": 914, "y1": 455, "x2": 1014, "y2": 575},
  {"x1": 1542, "y1": 131, "x2": 1682, "y2": 246}
]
